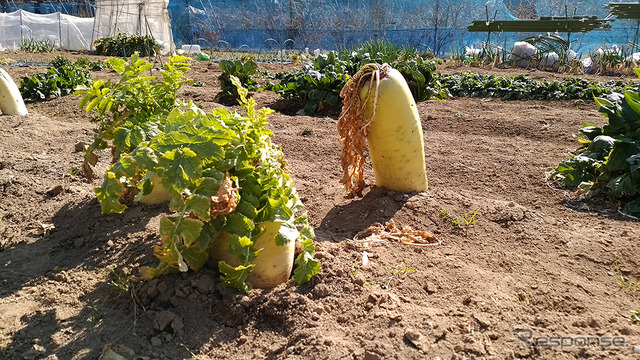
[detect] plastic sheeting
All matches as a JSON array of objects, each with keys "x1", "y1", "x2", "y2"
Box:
[
  {"x1": 0, "y1": 2, "x2": 94, "y2": 16},
  {"x1": 92, "y1": 0, "x2": 174, "y2": 53},
  {"x1": 0, "y1": 10, "x2": 94, "y2": 51},
  {"x1": 167, "y1": 0, "x2": 639, "y2": 55}
]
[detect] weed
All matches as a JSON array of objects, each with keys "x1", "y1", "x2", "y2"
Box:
[
  {"x1": 87, "y1": 305, "x2": 104, "y2": 323},
  {"x1": 440, "y1": 209, "x2": 479, "y2": 227},
  {"x1": 615, "y1": 260, "x2": 640, "y2": 291},
  {"x1": 301, "y1": 128, "x2": 313, "y2": 136},
  {"x1": 631, "y1": 309, "x2": 640, "y2": 325},
  {"x1": 461, "y1": 210, "x2": 479, "y2": 226},
  {"x1": 518, "y1": 285, "x2": 533, "y2": 305},
  {"x1": 108, "y1": 268, "x2": 132, "y2": 295},
  {"x1": 181, "y1": 344, "x2": 208, "y2": 360},
  {"x1": 367, "y1": 262, "x2": 417, "y2": 289},
  {"x1": 68, "y1": 166, "x2": 81, "y2": 177},
  {"x1": 192, "y1": 81, "x2": 205, "y2": 87}
]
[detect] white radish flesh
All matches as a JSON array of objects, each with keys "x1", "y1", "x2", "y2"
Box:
[{"x1": 0, "y1": 68, "x2": 28, "y2": 116}]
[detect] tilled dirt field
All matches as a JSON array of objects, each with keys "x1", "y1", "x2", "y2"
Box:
[{"x1": 1, "y1": 51, "x2": 639, "y2": 359}]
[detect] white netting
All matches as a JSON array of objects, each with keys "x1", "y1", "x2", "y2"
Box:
[
  {"x1": 92, "y1": 0, "x2": 174, "y2": 53},
  {"x1": 0, "y1": 2, "x2": 173, "y2": 53},
  {"x1": 0, "y1": 10, "x2": 94, "y2": 51}
]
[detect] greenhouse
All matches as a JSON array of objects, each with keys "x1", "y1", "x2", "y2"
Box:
[{"x1": 1, "y1": 0, "x2": 640, "y2": 55}]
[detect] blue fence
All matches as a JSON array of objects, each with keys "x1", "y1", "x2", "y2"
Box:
[{"x1": 167, "y1": 0, "x2": 639, "y2": 56}]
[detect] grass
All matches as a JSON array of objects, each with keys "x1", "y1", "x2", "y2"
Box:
[
  {"x1": 614, "y1": 260, "x2": 640, "y2": 291},
  {"x1": 631, "y1": 309, "x2": 640, "y2": 325},
  {"x1": 518, "y1": 284, "x2": 533, "y2": 305},
  {"x1": 440, "y1": 209, "x2": 479, "y2": 227},
  {"x1": 367, "y1": 262, "x2": 417, "y2": 289},
  {"x1": 108, "y1": 268, "x2": 132, "y2": 295}
]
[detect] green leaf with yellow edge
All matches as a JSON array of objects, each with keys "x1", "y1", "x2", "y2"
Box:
[
  {"x1": 159, "y1": 216, "x2": 203, "y2": 248},
  {"x1": 218, "y1": 261, "x2": 253, "y2": 293},
  {"x1": 95, "y1": 171, "x2": 127, "y2": 214},
  {"x1": 139, "y1": 261, "x2": 180, "y2": 280},
  {"x1": 293, "y1": 238, "x2": 320, "y2": 285}
]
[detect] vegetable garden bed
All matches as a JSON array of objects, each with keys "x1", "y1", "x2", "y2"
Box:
[{"x1": 0, "y1": 51, "x2": 639, "y2": 359}]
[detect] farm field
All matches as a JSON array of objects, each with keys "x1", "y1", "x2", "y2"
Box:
[{"x1": 1, "y1": 51, "x2": 639, "y2": 359}]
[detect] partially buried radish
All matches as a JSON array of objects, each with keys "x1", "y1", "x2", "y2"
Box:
[
  {"x1": 0, "y1": 68, "x2": 28, "y2": 116},
  {"x1": 338, "y1": 63, "x2": 428, "y2": 197},
  {"x1": 209, "y1": 222, "x2": 295, "y2": 288},
  {"x1": 138, "y1": 173, "x2": 172, "y2": 205}
]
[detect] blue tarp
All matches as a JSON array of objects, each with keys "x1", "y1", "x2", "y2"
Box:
[
  {"x1": 1, "y1": 2, "x2": 94, "y2": 17},
  {"x1": 166, "y1": 0, "x2": 639, "y2": 56}
]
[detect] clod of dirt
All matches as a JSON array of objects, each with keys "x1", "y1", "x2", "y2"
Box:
[
  {"x1": 404, "y1": 328, "x2": 427, "y2": 351},
  {"x1": 153, "y1": 311, "x2": 176, "y2": 332},
  {"x1": 312, "y1": 283, "x2": 331, "y2": 298}
]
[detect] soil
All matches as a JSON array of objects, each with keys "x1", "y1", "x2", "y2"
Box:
[{"x1": 1, "y1": 51, "x2": 640, "y2": 360}]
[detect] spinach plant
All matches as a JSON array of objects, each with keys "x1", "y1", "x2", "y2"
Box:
[{"x1": 19, "y1": 59, "x2": 93, "y2": 102}]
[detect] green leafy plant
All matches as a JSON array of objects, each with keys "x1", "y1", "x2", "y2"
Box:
[
  {"x1": 94, "y1": 33, "x2": 161, "y2": 57},
  {"x1": 19, "y1": 60, "x2": 93, "y2": 102},
  {"x1": 267, "y1": 47, "x2": 447, "y2": 115},
  {"x1": 79, "y1": 54, "x2": 191, "y2": 180},
  {"x1": 20, "y1": 38, "x2": 55, "y2": 53},
  {"x1": 108, "y1": 268, "x2": 133, "y2": 295},
  {"x1": 551, "y1": 73, "x2": 640, "y2": 217},
  {"x1": 216, "y1": 59, "x2": 260, "y2": 103},
  {"x1": 631, "y1": 309, "x2": 640, "y2": 324},
  {"x1": 394, "y1": 57, "x2": 449, "y2": 101},
  {"x1": 80, "y1": 55, "x2": 319, "y2": 292},
  {"x1": 268, "y1": 51, "x2": 350, "y2": 115},
  {"x1": 73, "y1": 57, "x2": 107, "y2": 71},
  {"x1": 438, "y1": 72, "x2": 631, "y2": 101}
]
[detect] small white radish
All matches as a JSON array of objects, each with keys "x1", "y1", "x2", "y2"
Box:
[{"x1": 0, "y1": 67, "x2": 28, "y2": 116}]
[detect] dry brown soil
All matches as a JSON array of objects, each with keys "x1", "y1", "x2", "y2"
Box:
[{"x1": 1, "y1": 51, "x2": 639, "y2": 360}]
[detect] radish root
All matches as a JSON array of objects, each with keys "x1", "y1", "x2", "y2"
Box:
[{"x1": 337, "y1": 63, "x2": 390, "y2": 198}]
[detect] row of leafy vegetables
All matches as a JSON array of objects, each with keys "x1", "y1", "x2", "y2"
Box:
[{"x1": 219, "y1": 48, "x2": 638, "y2": 218}]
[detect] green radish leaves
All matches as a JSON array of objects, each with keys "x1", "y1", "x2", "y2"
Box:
[{"x1": 82, "y1": 56, "x2": 319, "y2": 292}]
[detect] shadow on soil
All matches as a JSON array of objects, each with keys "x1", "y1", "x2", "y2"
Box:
[
  {"x1": 317, "y1": 186, "x2": 410, "y2": 241},
  {"x1": 0, "y1": 198, "x2": 165, "y2": 299},
  {"x1": 1, "y1": 197, "x2": 318, "y2": 359}
]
